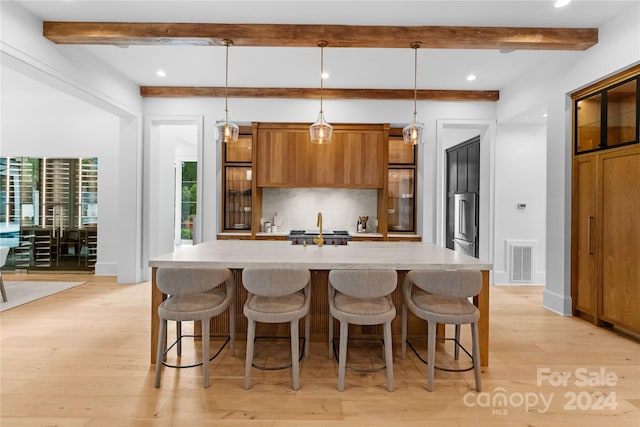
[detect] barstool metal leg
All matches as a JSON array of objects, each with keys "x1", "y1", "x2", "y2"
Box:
[{"x1": 454, "y1": 324, "x2": 461, "y2": 360}]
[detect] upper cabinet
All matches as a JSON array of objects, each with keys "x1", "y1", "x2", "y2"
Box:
[
  {"x1": 574, "y1": 66, "x2": 639, "y2": 155},
  {"x1": 387, "y1": 132, "x2": 417, "y2": 233},
  {"x1": 222, "y1": 128, "x2": 254, "y2": 232},
  {"x1": 255, "y1": 123, "x2": 387, "y2": 188}
]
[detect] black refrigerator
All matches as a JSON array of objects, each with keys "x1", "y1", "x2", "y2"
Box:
[{"x1": 453, "y1": 192, "x2": 478, "y2": 258}]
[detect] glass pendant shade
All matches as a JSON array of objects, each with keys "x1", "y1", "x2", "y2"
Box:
[
  {"x1": 403, "y1": 120, "x2": 424, "y2": 145},
  {"x1": 216, "y1": 114, "x2": 240, "y2": 143},
  {"x1": 310, "y1": 111, "x2": 333, "y2": 144},
  {"x1": 310, "y1": 40, "x2": 333, "y2": 144}
]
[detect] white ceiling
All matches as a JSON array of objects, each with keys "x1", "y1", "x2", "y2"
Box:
[{"x1": 12, "y1": 0, "x2": 639, "y2": 91}]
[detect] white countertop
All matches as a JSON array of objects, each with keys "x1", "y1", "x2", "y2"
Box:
[{"x1": 149, "y1": 240, "x2": 491, "y2": 271}]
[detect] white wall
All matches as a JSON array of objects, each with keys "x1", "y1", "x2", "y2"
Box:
[{"x1": 493, "y1": 124, "x2": 546, "y2": 284}]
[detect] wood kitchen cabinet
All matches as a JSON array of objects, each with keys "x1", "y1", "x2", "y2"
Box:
[
  {"x1": 571, "y1": 65, "x2": 640, "y2": 335},
  {"x1": 255, "y1": 123, "x2": 386, "y2": 188}
]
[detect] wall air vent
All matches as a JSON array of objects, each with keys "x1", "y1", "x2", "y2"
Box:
[{"x1": 508, "y1": 241, "x2": 534, "y2": 283}]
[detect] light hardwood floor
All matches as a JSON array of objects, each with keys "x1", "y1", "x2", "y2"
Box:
[{"x1": 1, "y1": 273, "x2": 638, "y2": 427}]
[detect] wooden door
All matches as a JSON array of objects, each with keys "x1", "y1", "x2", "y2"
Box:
[
  {"x1": 572, "y1": 154, "x2": 598, "y2": 319},
  {"x1": 598, "y1": 147, "x2": 640, "y2": 333}
]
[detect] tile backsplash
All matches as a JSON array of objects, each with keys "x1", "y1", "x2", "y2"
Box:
[{"x1": 261, "y1": 188, "x2": 378, "y2": 232}]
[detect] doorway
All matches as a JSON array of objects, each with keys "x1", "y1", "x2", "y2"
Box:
[{"x1": 446, "y1": 136, "x2": 480, "y2": 257}]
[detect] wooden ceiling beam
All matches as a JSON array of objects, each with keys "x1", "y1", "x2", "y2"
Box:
[
  {"x1": 44, "y1": 22, "x2": 597, "y2": 50},
  {"x1": 139, "y1": 86, "x2": 500, "y2": 101}
]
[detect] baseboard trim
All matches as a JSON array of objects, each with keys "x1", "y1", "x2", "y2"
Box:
[
  {"x1": 94, "y1": 262, "x2": 117, "y2": 276},
  {"x1": 543, "y1": 288, "x2": 572, "y2": 316}
]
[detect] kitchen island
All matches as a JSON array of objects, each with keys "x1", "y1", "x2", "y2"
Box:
[{"x1": 149, "y1": 240, "x2": 492, "y2": 365}]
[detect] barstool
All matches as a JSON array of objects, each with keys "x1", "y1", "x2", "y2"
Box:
[
  {"x1": 242, "y1": 268, "x2": 311, "y2": 390},
  {"x1": 401, "y1": 270, "x2": 482, "y2": 392},
  {"x1": 154, "y1": 267, "x2": 235, "y2": 388},
  {"x1": 328, "y1": 269, "x2": 397, "y2": 392}
]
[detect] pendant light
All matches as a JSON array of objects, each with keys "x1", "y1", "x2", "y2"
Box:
[
  {"x1": 215, "y1": 39, "x2": 239, "y2": 143},
  {"x1": 403, "y1": 42, "x2": 424, "y2": 145},
  {"x1": 310, "y1": 40, "x2": 333, "y2": 144}
]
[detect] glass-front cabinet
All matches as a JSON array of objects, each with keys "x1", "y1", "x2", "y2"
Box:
[
  {"x1": 575, "y1": 74, "x2": 638, "y2": 154},
  {"x1": 223, "y1": 166, "x2": 252, "y2": 231},
  {"x1": 222, "y1": 133, "x2": 253, "y2": 232},
  {"x1": 388, "y1": 168, "x2": 415, "y2": 232},
  {"x1": 387, "y1": 136, "x2": 416, "y2": 232}
]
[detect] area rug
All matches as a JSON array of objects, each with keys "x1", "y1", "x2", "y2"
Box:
[{"x1": 0, "y1": 281, "x2": 86, "y2": 312}]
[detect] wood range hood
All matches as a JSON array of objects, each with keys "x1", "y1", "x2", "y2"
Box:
[{"x1": 43, "y1": 22, "x2": 598, "y2": 102}]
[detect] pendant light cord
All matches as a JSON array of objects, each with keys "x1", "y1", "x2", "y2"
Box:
[
  {"x1": 411, "y1": 42, "x2": 421, "y2": 126},
  {"x1": 223, "y1": 39, "x2": 232, "y2": 122},
  {"x1": 318, "y1": 41, "x2": 328, "y2": 114}
]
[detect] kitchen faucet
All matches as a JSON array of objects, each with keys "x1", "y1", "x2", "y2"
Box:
[{"x1": 313, "y1": 212, "x2": 324, "y2": 247}]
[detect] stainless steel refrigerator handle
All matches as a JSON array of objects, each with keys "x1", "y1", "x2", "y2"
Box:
[
  {"x1": 588, "y1": 216, "x2": 594, "y2": 255},
  {"x1": 458, "y1": 199, "x2": 465, "y2": 234}
]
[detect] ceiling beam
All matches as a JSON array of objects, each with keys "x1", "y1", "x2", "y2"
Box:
[
  {"x1": 44, "y1": 22, "x2": 597, "y2": 50},
  {"x1": 139, "y1": 86, "x2": 499, "y2": 101}
]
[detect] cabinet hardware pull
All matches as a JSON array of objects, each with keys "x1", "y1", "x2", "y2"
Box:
[{"x1": 588, "y1": 216, "x2": 594, "y2": 255}]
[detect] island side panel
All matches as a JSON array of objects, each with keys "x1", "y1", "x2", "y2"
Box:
[
  {"x1": 150, "y1": 267, "x2": 164, "y2": 364},
  {"x1": 475, "y1": 269, "x2": 489, "y2": 367}
]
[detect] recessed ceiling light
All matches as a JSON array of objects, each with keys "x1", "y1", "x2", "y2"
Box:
[
  {"x1": 554, "y1": 0, "x2": 572, "y2": 8},
  {"x1": 466, "y1": 74, "x2": 477, "y2": 81},
  {"x1": 543, "y1": 113, "x2": 548, "y2": 118},
  {"x1": 156, "y1": 69, "x2": 166, "y2": 77},
  {"x1": 321, "y1": 72, "x2": 330, "y2": 79}
]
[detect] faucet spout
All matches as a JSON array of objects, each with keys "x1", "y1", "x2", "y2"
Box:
[{"x1": 313, "y1": 212, "x2": 324, "y2": 246}]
